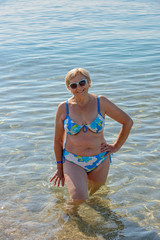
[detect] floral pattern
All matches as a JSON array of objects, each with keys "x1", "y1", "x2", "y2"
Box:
[{"x1": 63, "y1": 149, "x2": 111, "y2": 172}]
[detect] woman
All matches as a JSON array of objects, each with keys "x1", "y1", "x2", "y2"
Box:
[{"x1": 50, "y1": 68, "x2": 133, "y2": 207}]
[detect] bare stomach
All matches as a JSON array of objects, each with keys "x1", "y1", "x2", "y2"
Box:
[{"x1": 64, "y1": 131, "x2": 106, "y2": 156}]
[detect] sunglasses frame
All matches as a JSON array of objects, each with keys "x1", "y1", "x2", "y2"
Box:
[{"x1": 69, "y1": 79, "x2": 87, "y2": 89}]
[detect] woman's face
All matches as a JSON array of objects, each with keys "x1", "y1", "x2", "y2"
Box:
[{"x1": 68, "y1": 73, "x2": 89, "y2": 96}]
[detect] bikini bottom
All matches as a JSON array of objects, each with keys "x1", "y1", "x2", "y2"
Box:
[{"x1": 62, "y1": 149, "x2": 112, "y2": 173}]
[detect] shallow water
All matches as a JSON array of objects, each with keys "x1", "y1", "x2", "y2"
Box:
[{"x1": 0, "y1": 0, "x2": 160, "y2": 239}]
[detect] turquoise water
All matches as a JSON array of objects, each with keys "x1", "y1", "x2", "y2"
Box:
[{"x1": 0, "y1": 0, "x2": 160, "y2": 239}]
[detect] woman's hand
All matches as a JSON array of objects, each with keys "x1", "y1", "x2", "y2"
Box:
[
  {"x1": 101, "y1": 142, "x2": 119, "y2": 155},
  {"x1": 50, "y1": 168, "x2": 65, "y2": 187}
]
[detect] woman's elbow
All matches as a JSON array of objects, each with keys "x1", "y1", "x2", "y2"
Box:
[
  {"x1": 54, "y1": 137, "x2": 63, "y2": 148},
  {"x1": 127, "y1": 117, "x2": 133, "y2": 129}
]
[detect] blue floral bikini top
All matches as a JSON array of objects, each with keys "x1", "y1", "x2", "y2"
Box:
[{"x1": 64, "y1": 96, "x2": 105, "y2": 135}]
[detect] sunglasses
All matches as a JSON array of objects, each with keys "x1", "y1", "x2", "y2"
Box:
[{"x1": 69, "y1": 79, "x2": 87, "y2": 89}]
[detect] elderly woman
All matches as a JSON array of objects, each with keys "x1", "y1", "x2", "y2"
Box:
[{"x1": 50, "y1": 68, "x2": 133, "y2": 207}]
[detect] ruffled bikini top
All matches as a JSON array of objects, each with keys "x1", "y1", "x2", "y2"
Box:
[{"x1": 64, "y1": 96, "x2": 105, "y2": 135}]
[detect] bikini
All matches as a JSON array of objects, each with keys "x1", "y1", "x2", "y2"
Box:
[{"x1": 63, "y1": 96, "x2": 111, "y2": 172}]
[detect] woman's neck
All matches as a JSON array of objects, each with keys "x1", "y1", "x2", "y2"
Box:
[{"x1": 73, "y1": 94, "x2": 91, "y2": 107}]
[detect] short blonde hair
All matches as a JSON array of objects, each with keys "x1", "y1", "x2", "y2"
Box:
[{"x1": 65, "y1": 68, "x2": 92, "y2": 89}]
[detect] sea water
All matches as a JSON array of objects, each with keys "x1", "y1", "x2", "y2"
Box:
[{"x1": 0, "y1": 0, "x2": 160, "y2": 239}]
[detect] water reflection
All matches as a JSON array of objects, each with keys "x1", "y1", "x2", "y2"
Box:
[
  {"x1": 1, "y1": 0, "x2": 160, "y2": 238},
  {"x1": 54, "y1": 189, "x2": 160, "y2": 240},
  {"x1": 1, "y1": 172, "x2": 159, "y2": 239},
  {"x1": 55, "y1": 196, "x2": 124, "y2": 239}
]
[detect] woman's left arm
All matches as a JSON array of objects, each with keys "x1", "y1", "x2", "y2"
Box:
[{"x1": 100, "y1": 96, "x2": 133, "y2": 154}]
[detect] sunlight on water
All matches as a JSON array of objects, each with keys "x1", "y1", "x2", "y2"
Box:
[{"x1": 0, "y1": 0, "x2": 160, "y2": 239}]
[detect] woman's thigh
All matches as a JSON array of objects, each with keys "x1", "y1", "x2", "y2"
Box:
[
  {"x1": 63, "y1": 160, "x2": 88, "y2": 201},
  {"x1": 87, "y1": 155, "x2": 110, "y2": 184}
]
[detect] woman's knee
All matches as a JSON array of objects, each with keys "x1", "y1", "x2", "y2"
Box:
[
  {"x1": 88, "y1": 180, "x2": 105, "y2": 196},
  {"x1": 71, "y1": 188, "x2": 88, "y2": 203}
]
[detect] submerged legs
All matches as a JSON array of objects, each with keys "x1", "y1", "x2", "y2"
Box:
[{"x1": 63, "y1": 155, "x2": 110, "y2": 213}]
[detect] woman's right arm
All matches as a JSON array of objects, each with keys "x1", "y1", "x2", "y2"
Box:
[{"x1": 50, "y1": 103, "x2": 66, "y2": 187}]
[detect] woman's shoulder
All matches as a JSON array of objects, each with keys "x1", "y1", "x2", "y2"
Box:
[
  {"x1": 99, "y1": 95, "x2": 110, "y2": 104},
  {"x1": 90, "y1": 94, "x2": 111, "y2": 106},
  {"x1": 98, "y1": 95, "x2": 115, "y2": 114},
  {"x1": 57, "y1": 101, "x2": 66, "y2": 110},
  {"x1": 56, "y1": 101, "x2": 67, "y2": 119},
  {"x1": 91, "y1": 94, "x2": 109, "y2": 101},
  {"x1": 57, "y1": 98, "x2": 73, "y2": 119}
]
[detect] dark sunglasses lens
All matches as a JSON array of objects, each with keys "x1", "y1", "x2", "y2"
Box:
[
  {"x1": 79, "y1": 80, "x2": 86, "y2": 86},
  {"x1": 70, "y1": 83, "x2": 77, "y2": 89}
]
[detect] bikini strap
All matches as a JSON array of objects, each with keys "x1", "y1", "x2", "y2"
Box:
[
  {"x1": 97, "y1": 96, "x2": 100, "y2": 113},
  {"x1": 66, "y1": 101, "x2": 69, "y2": 115}
]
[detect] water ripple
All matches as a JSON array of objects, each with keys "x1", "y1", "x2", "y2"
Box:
[{"x1": 0, "y1": 0, "x2": 160, "y2": 239}]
